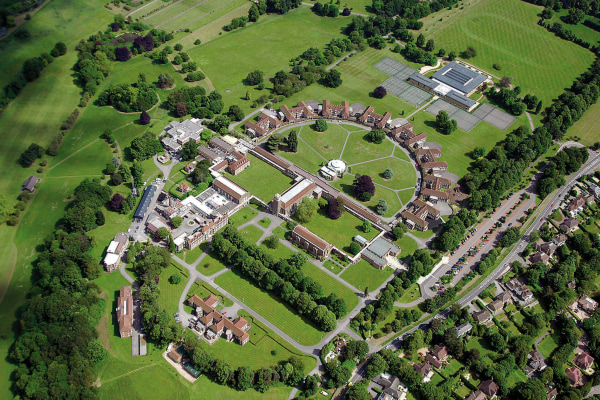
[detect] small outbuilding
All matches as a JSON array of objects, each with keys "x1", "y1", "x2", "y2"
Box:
[{"x1": 22, "y1": 176, "x2": 39, "y2": 193}]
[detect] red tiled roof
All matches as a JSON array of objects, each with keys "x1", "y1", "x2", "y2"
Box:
[{"x1": 292, "y1": 225, "x2": 331, "y2": 251}]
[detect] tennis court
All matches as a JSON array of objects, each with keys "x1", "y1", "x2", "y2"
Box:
[
  {"x1": 426, "y1": 100, "x2": 480, "y2": 131},
  {"x1": 381, "y1": 77, "x2": 432, "y2": 106},
  {"x1": 374, "y1": 57, "x2": 416, "y2": 79}
]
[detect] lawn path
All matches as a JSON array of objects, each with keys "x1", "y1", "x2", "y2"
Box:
[
  {"x1": 0, "y1": 242, "x2": 17, "y2": 306},
  {"x1": 179, "y1": 0, "x2": 238, "y2": 30},
  {"x1": 143, "y1": 0, "x2": 183, "y2": 20},
  {"x1": 47, "y1": 138, "x2": 101, "y2": 172},
  {"x1": 338, "y1": 124, "x2": 354, "y2": 159},
  {"x1": 155, "y1": 0, "x2": 212, "y2": 28},
  {"x1": 101, "y1": 363, "x2": 159, "y2": 384},
  {"x1": 297, "y1": 130, "x2": 329, "y2": 163},
  {"x1": 127, "y1": 0, "x2": 161, "y2": 17},
  {"x1": 525, "y1": 111, "x2": 534, "y2": 132},
  {"x1": 406, "y1": 96, "x2": 437, "y2": 119}
]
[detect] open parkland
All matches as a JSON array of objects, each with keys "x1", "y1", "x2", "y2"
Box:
[{"x1": 0, "y1": 0, "x2": 599, "y2": 399}]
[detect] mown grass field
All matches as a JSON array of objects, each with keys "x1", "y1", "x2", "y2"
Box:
[
  {"x1": 300, "y1": 123, "x2": 351, "y2": 160},
  {"x1": 294, "y1": 200, "x2": 379, "y2": 252},
  {"x1": 333, "y1": 173, "x2": 403, "y2": 216},
  {"x1": 215, "y1": 270, "x2": 324, "y2": 345},
  {"x1": 342, "y1": 130, "x2": 396, "y2": 165},
  {"x1": 570, "y1": 100, "x2": 600, "y2": 146},
  {"x1": 349, "y1": 157, "x2": 416, "y2": 191},
  {"x1": 340, "y1": 259, "x2": 393, "y2": 291},
  {"x1": 416, "y1": 0, "x2": 595, "y2": 105},
  {"x1": 158, "y1": 264, "x2": 187, "y2": 315},
  {"x1": 189, "y1": 7, "x2": 349, "y2": 114},
  {"x1": 226, "y1": 155, "x2": 294, "y2": 202}
]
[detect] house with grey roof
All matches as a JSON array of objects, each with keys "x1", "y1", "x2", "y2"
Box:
[
  {"x1": 361, "y1": 237, "x2": 400, "y2": 269},
  {"x1": 455, "y1": 322, "x2": 473, "y2": 338},
  {"x1": 22, "y1": 176, "x2": 39, "y2": 193}
]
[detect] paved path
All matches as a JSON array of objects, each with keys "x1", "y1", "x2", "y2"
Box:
[
  {"x1": 525, "y1": 111, "x2": 535, "y2": 132},
  {"x1": 229, "y1": 106, "x2": 265, "y2": 131},
  {"x1": 406, "y1": 96, "x2": 437, "y2": 119},
  {"x1": 326, "y1": 50, "x2": 357, "y2": 71},
  {"x1": 534, "y1": 329, "x2": 551, "y2": 347}
]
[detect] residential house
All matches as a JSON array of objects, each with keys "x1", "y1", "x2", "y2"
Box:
[
  {"x1": 412, "y1": 363, "x2": 431, "y2": 378},
  {"x1": 272, "y1": 179, "x2": 320, "y2": 217},
  {"x1": 321, "y1": 100, "x2": 351, "y2": 119},
  {"x1": 478, "y1": 380, "x2": 499, "y2": 397},
  {"x1": 525, "y1": 349, "x2": 546, "y2": 377},
  {"x1": 487, "y1": 299, "x2": 504, "y2": 315},
  {"x1": 178, "y1": 182, "x2": 191, "y2": 194},
  {"x1": 473, "y1": 309, "x2": 492, "y2": 324},
  {"x1": 116, "y1": 286, "x2": 133, "y2": 338},
  {"x1": 530, "y1": 252, "x2": 550, "y2": 264},
  {"x1": 361, "y1": 237, "x2": 400, "y2": 269},
  {"x1": 466, "y1": 390, "x2": 487, "y2": 400},
  {"x1": 103, "y1": 233, "x2": 129, "y2": 272},
  {"x1": 553, "y1": 234, "x2": 568, "y2": 246},
  {"x1": 506, "y1": 278, "x2": 533, "y2": 301},
  {"x1": 495, "y1": 291, "x2": 512, "y2": 305},
  {"x1": 244, "y1": 111, "x2": 281, "y2": 137},
  {"x1": 566, "y1": 366, "x2": 583, "y2": 386},
  {"x1": 226, "y1": 151, "x2": 250, "y2": 175},
  {"x1": 540, "y1": 242, "x2": 557, "y2": 256},
  {"x1": 187, "y1": 294, "x2": 250, "y2": 345},
  {"x1": 371, "y1": 373, "x2": 407, "y2": 400},
  {"x1": 575, "y1": 352, "x2": 595, "y2": 371},
  {"x1": 212, "y1": 176, "x2": 250, "y2": 205},
  {"x1": 22, "y1": 176, "x2": 39, "y2": 192},
  {"x1": 588, "y1": 183, "x2": 600, "y2": 198},
  {"x1": 455, "y1": 322, "x2": 473, "y2": 338},
  {"x1": 357, "y1": 106, "x2": 389, "y2": 127},
  {"x1": 183, "y1": 161, "x2": 196, "y2": 173},
  {"x1": 146, "y1": 215, "x2": 170, "y2": 239},
  {"x1": 567, "y1": 196, "x2": 587, "y2": 217},
  {"x1": 168, "y1": 349, "x2": 182, "y2": 363},
  {"x1": 420, "y1": 188, "x2": 449, "y2": 203},
  {"x1": 560, "y1": 218, "x2": 579, "y2": 233},
  {"x1": 546, "y1": 386, "x2": 558, "y2": 400},
  {"x1": 280, "y1": 101, "x2": 315, "y2": 122},
  {"x1": 578, "y1": 295, "x2": 598, "y2": 314},
  {"x1": 422, "y1": 174, "x2": 451, "y2": 190},
  {"x1": 401, "y1": 199, "x2": 441, "y2": 231},
  {"x1": 432, "y1": 345, "x2": 448, "y2": 362},
  {"x1": 291, "y1": 225, "x2": 333, "y2": 259},
  {"x1": 425, "y1": 354, "x2": 442, "y2": 369}
]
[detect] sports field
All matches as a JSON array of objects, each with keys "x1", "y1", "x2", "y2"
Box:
[
  {"x1": 215, "y1": 270, "x2": 324, "y2": 345},
  {"x1": 417, "y1": 0, "x2": 595, "y2": 105},
  {"x1": 340, "y1": 260, "x2": 394, "y2": 292},
  {"x1": 226, "y1": 154, "x2": 294, "y2": 202}
]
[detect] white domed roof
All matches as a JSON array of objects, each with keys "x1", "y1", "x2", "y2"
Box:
[{"x1": 327, "y1": 159, "x2": 346, "y2": 174}]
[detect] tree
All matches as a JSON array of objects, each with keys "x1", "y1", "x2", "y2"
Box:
[
  {"x1": 500, "y1": 226, "x2": 520, "y2": 248},
  {"x1": 487, "y1": 332, "x2": 506, "y2": 352},
  {"x1": 367, "y1": 129, "x2": 385, "y2": 144},
  {"x1": 345, "y1": 340, "x2": 369, "y2": 360},
  {"x1": 416, "y1": 33, "x2": 425, "y2": 48},
  {"x1": 115, "y1": 46, "x2": 131, "y2": 62},
  {"x1": 295, "y1": 198, "x2": 317, "y2": 223},
  {"x1": 435, "y1": 110, "x2": 457, "y2": 135},
  {"x1": 353, "y1": 175, "x2": 375, "y2": 199},
  {"x1": 327, "y1": 197, "x2": 344, "y2": 219},
  {"x1": 227, "y1": 105, "x2": 245, "y2": 121},
  {"x1": 425, "y1": 39, "x2": 435, "y2": 52},
  {"x1": 174, "y1": 43, "x2": 183, "y2": 51},
  {"x1": 535, "y1": 100, "x2": 542, "y2": 114},
  {"x1": 362, "y1": 220, "x2": 372, "y2": 233},
  {"x1": 342, "y1": 7, "x2": 351, "y2": 16},
  {"x1": 350, "y1": 241, "x2": 361, "y2": 255},
  {"x1": 130, "y1": 133, "x2": 163, "y2": 161},
  {"x1": 140, "y1": 110, "x2": 151, "y2": 125},
  {"x1": 181, "y1": 141, "x2": 198, "y2": 161},
  {"x1": 382, "y1": 168, "x2": 393, "y2": 179},
  {"x1": 248, "y1": 4, "x2": 260, "y2": 21},
  {"x1": 314, "y1": 119, "x2": 328, "y2": 132},
  {"x1": 541, "y1": 7, "x2": 553, "y2": 19},
  {"x1": 391, "y1": 226, "x2": 404, "y2": 240},
  {"x1": 472, "y1": 146, "x2": 486, "y2": 159},
  {"x1": 236, "y1": 366, "x2": 254, "y2": 390},
  {"x1": 510, "y1": 379, "x2": 547, "y2": 400},
  {"x1": 263, "y1": 235, "x2": 279, "y2": 249},
  {"x1": 365, "y1": 353, "x2": 387, "y2": 380},
  {"x1": 373, "y1": 85, "x2": 387, "y2": 98},
  {"x1": 157, "y1": 227, "x2": 169, "y2": 240},
  {"x1": 345, "y1": 382, "x2": 370, "y2": 400},
  {"x1": 322, "y1": 69, "x2": 342, "y2": 88},
  {"x1": 18, "y1": 143, "x2": 44, "y2": 167},
  {"x1": 566, "y1": 8, "x2": 585, "y2": 24},
  {"x1": 175, "y1": 102, "x2": 188, "y2": 117},
  {"x1": 171, "y1": 216, "x2": 183, "y2": 228},
  {"x1": 287, "y1": 130, "x2": 298, "y2": 152},
  {"x1": 464, "y1": 46, "x2": 477, "y2": 58},
  {"x1": 169, "y1": 273, "x2": 182, "y2": 284},
  {"x1": 109, "y1": 193, "x2": 126, "y2": 211},
  {"x1": 245, "y1": 70, "x2": 264, "y2": 86},
  {"x1": 156, "y1": 73, "x2": 174, "y2": 89},
  {"x1": 448, "y1": 51, "x2": 456, "y2": 61},
  {"x1": 111, "y1": 172, "x2": 123, "y2": 186},
  {"x1": 266, "y1": 134, "x2": 283, "y2": 152},
  {"x1": 376, "y1": 199, "x2": 388, "y2": 215},
  {"x1": 51, "y1": 41, "x2": 67, "y2": 57},
  {"x1": 500, "y1": 76, "x2": 511, "y2": 88},
  {"x1": 212, "y1": 359, "x2": 232, "y2": 385}
]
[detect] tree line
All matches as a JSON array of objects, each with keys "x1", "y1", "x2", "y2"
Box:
[
  {"x1": 536, "y1": 146, "x2": 589, "y2": 198},
  {"x1": 211, "y1": 225, "x2": 344, "y2": 330},
  {"x1": 8, "y1": 178, "x2": 120, "y2": 399}
]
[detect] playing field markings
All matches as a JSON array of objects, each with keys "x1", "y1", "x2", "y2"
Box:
[
  {"x1": 155, "y1": 0, "x2": 212, "y2": 28},
  {"x1": 143, "y1": 0, "x2": 183, "y2": 20},
  {"x1": 179, "y1": 0, "x2": 238, "y2": 29}
]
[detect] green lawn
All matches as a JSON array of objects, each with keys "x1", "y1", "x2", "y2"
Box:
[
  {"x1": 271, "y1": 47, "x2": 419, "y2": 119},
  {"x1": 410, "y1": 229, "x2": 436, "y2": 239},
  {"x1": 396, "y1": 234, "x2": 419, "y2": 261},
  {"x1": 196, "y1": 246, "x2": 228, "y2": 276},
  {"x1": 333, "y1": 174, "x2": 402, "y2": 217},
  {"x1": 295, "y1": 200, "x2": 379, "y2": 252},
  {"x1": 300, "y1": 123, "x2": 351, "y2": 161},
  {"x1": 158, "y1": 265, "x2": 188, "y2": 315},
  {"x1": 229, "y1": 206, "x2": 258, "y2": 227},
  {"x1": 259, "y1": 242, "x2": 296, "y2": 262},
  {"x1": 215, "y1": 270, "x2": 325, "y2": 345},
  {"x1": 189, "y1": 6, "x2": 349, "y2": 115},
  {"x1": 238, "y1": 225, "x2": 264, "y2": 245},
  {"x1": 187, "y1": 280, "x2": 234, "y2": 307},
  {"x1": 301, "y1": 263, "x2": 359, "y2": 316},
  {"x1": 182, "y1": 244, "x2": 206, "y2": 264},
  {"x1": 278, "y1": 134, "x2": 327, "y2": 173},
  {"x1": 538, "y1": 334, "x2": 559, "y2": 359},
  {"x1": 340, "y1": 260, "x2": 393, "y2": 291},
  {"x1": 466, "y1": 337, "x2": 493, "y2": 357},
  {"x1": 446, "y1": 358, "x2": 464, "y2": 376},
  {"x1": 408, "y1": 111, "x2": 509, "y2": 179},
  {"x1": 506, "y1": 368, "x2": 528, "y2": 388},
  {"x1": 349, "y1": 157, "x2": 416, "y2": 191},
  {"x1": 417, "y1": 0, "x2": 595, "y2": 106},
  {"x1": 397, "y1": 283, "x2": 422, "y2": 303},
  {"x1": 226, "y1": 155, "x2": 294, "y2": 202},
  {"x1": 324, "y1": 260, "x2": 345, "y2": 275},
  {"x1": 546, "y1": 11, "x2": 600, "y2": 48},
  {"x1": 273, "y1": 226, "x2": 288, "y2": 240},
  {"x1": 571, "y1": 100, "x2": 600, "y2": 146},
  {"x1": 258, "y1": 218, "x2": 272, "y2": 228},
  {"x1": 341, "y1": 131, "x2": 395, "y2": 166}
]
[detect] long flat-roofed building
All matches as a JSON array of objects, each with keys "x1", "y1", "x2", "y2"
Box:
[
  {"x1": 272, "y1": 179, "x2": 320, "y2": 217},
  {"x1": 117, "y1": 286, "x2": 133, "y2": 338},
  {"x1": 432, "y1": 61, "x2": 487, "y2": 96},
  {"x1": 212, "y1": 176, "x2": 250, "y2": 205},
  {"x1": 134, "y1": 185, "x2": 157, "y2": 222},
  {"x1": 291, "y1": 225, "x2": 333, "y2": 259}
]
